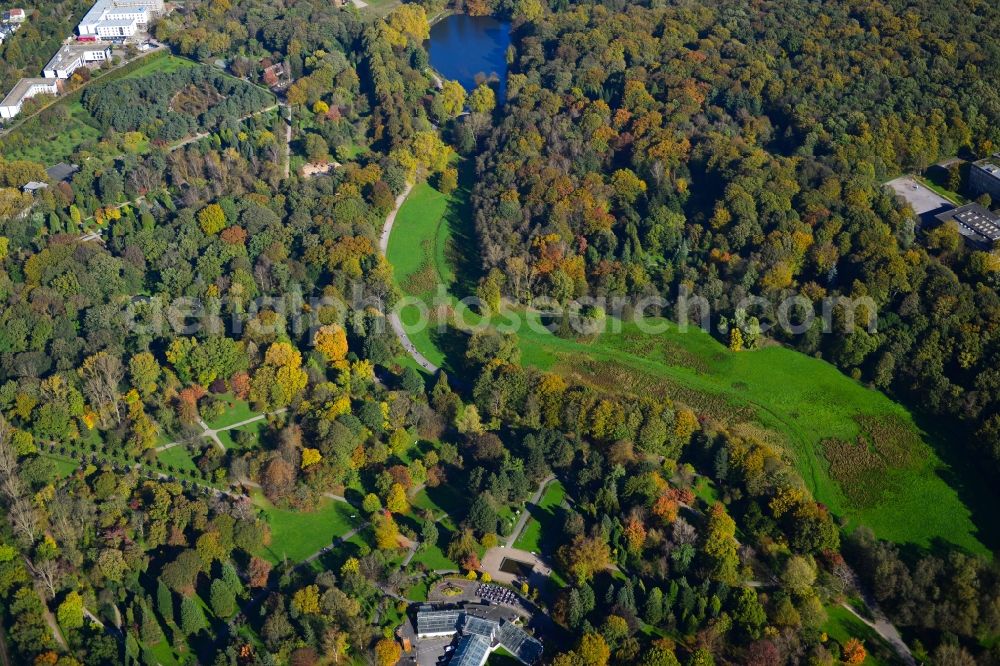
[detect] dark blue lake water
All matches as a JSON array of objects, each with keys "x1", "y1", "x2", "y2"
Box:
[{"x1": 427, "y1": 14, "x2": 511, "y2": 100}]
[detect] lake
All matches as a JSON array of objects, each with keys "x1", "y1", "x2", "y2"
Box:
[{"x1": 427, "y1": 14, "x2": 511, "y2": 100}]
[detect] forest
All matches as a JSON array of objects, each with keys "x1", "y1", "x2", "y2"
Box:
[
  {"x1": 0, "y1": 0, "x2": 997, "y2": 664},
  {"x1": 472, "y1": 0, "x2": 1000, "y2": 493},
  {"x1": 81, "y1": 67, "x2": 274, "y2": 143}
]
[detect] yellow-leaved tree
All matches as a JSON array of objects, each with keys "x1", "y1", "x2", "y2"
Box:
[{"x1": 314, "y1": 324, "x2": 348, "y2": 366}]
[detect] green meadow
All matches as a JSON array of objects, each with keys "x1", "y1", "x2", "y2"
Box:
[
  {"x1": 254, "y1": 493, "x2": 362, "y2": 564},
  {"x1": 385, "y1": 168, "x2": 996, "y2": 555}
]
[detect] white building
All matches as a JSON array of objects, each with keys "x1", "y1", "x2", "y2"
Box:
[
  {"x1": 3, "y1": 8, "x2": 26, "y2": 23},
  {"x1": 77, "y1": 0, "x2": 163, "y2": 39},
  {"x1": 0, "y1": 78, "x2": 59, "y2": 120},
  {"x1": 44, "y1": 43, "x2": 111, "y2": 79}
]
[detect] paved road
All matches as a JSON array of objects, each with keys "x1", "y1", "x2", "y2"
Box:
[
  {"x1": 505, "y1": 475, "x2": 555, "y2": 548},
  {"x1": 379, "y1": 183, "x2": 441, "y2": 374}
]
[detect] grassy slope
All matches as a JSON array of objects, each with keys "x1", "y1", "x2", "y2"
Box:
[
  {"x1": 514, "y1": 313, "x2": 990, "y2": 553},
  {"x1": 385, "y1": 161, "x2": 993, "y2": 555},
  {"x1": 387, "y1": 181, "x2": 455, "y2": 370}
]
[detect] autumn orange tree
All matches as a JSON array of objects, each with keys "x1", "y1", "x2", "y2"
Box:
[{"x1": 842, "y1": 638, "x2": 867, "y2": 665}]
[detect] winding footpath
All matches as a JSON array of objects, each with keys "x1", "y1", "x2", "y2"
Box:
[
  {"x1": 155, "y1": 408, "x2": 287, "y2": 453},
  {"x1": 379, "y1": 182, "x2": 440, "y2": 374}
]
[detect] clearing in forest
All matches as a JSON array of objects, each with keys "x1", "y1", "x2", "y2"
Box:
[{"x1": 385, "y1": 165, "x2": 995, "y2": 555}]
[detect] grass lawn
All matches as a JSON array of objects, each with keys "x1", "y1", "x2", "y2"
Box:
[
  {"x1": 216, "y1": 420, "x2": 266, "y2": 450},
  {"x1": 0, "y1": 53, "x2": 263, "y2": 166},
  {"x1": 156, "y1": 445, "x2": 199, "y2": 473},
  {"x1": 205, "y1": 395, "x2": 258, "y2": 429},
  {"x1": 310, "y1": 530, "x2": 371, "y2": 574},
  {"x1": 405, "y1": 579, "x2": 431, "y2": 601},
  {"x1": 411, "y1": 484, "x2": 467, "y2": 521},
  {"x1": 822, "y1": 605, "x2": 893, "y2": 665},
  {"x1": 411, "y1": 540, "x2": 459, "y2": 571},
  {"x1": 514, "y1": 481, "x2": 566, "y2": 553},
  {"x1": 118, "y1": 53, "x2": 198, "y2": 80},
  {"x1": 361, "y1": 0, "x2": 403, "y2": 19},
  {"x1": 5, "y1": 98, "x2": 102, "y2": 164},
  {"x1": 915, "y1": 174, "x2": 965, "y2": 205},
  {"x1": 386, "y1": 159, "x2": 479, "y2": 373},
  {"x1": 255, "y1": 493, "x2": 362, "y2": 564},
  {"x1": 386, "y1": 180, "x2": 991, "y2": 551},
  {"x1": 41, "y1": 453, "x2": 80, "y2": 479},
  {"x1": 692, "y1": 476, "x2": 719, "y2": 506},
  {"x1": 385, "y1": 158, "x2": 994, "y2": 553},
  {"x1": 143, "y1": 627, "x2": 182, "y2": 666}
]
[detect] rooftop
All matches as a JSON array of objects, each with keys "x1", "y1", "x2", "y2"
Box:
[
  {"x1": 497, "y1": 623, "x2": 544, "y2": 664},
  {"x1": 451, "y1": 634, "x2": 492, "y2": 666},
  {"x1": 462, "y1": 615, "x2": 498, "y2": 639},
  {"x1": 975, "y1": 162, "x2": 1000, "y2": 181},
  {"x1": 95, "y1": 18, "x2": 139, "y2": 28},
  {"x1": 412, "y1": 603, "x2": 542, "y2": 665},
  {"x1": 1, "y1": 78, "x2": 57, "y2": 108},
  {"x1": 416, "y1": 608, "x2": 462, "y2": 635},
  {"x1": 46, "y1": 163, "x2": 79, "y2": 182},
  {"x1": 79, "y1": 0, "x2": 153, "y2": 28},
  {"x1": 45, "y1": 43, "x2": 109, "y2": 70},
  {"x1": 935, "y1": 203, "x2": 1000, "y2": 247}
]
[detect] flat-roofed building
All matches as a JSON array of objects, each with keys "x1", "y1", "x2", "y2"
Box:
[
  {"x1": 934, "y1": 203, "x2": 1000, "y2": 249},
  {"x1": 46, "y1": 163, "x2": 80, "y2": 182},
  {"x1": 415, "y1": 608, "x2": 462, "y2": 638},
  {"x1": 77, "y1": 0, "x2": 163, "y2": 39},
  {"x1": 410, "y1": 603, "x2": 543, "y2": 665},
  {"x1": 0, "y1": 78, "x2": 59, "y2": 120},
  {"x1": 971, "y1": 156, "x2": 1000, "y2": 202},
  {"x1": 44, "y1": 43, "x2": 111, "y2": 79}
]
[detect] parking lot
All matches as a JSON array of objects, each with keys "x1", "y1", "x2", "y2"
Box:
[{"x1": 886, "y1": 175, "x2": 954, "y2": 225}]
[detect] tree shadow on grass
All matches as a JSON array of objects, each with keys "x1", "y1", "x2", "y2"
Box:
[
  {"x1": 428, "y1": 323, "x2": 471, "y2": 381},
  {"x1": 441, "y1": 158, "x2": 481, "y2": 301},
  {"x1": 909, "y1": 410, "x2": 1000, "y2": 555},
  {"x1": 522, "y1": 504, "x2": 566, "y2": 555},
  {"x1": 423, "y1": 483, "x2": 469, "y2": 523}
]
